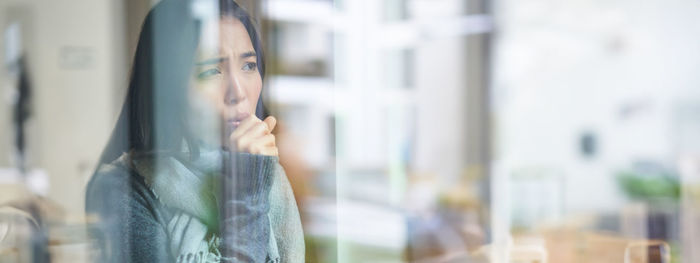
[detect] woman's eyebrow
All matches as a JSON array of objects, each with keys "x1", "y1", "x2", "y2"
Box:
[
  {"x1": 196, "y1": 52, "x2": 255, "y2": 66},
  {"x1": 240, "y1": 51, "x2": 256, "y2": 59},
  {"x1": 196, "y1": 57, "x2": 226, "y2": 66}
]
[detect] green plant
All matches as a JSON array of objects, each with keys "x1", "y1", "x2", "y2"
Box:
[{"x1": 617, "y1": 171, "x2": 680, "y2": 202}]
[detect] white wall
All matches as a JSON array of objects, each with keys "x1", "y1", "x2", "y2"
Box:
[
  {"x1": 0, "y1": 0, "x2": 125, "y2": 218},
  {"x1": 493, "y1": 0, "x2": 700, "y2": 215}
]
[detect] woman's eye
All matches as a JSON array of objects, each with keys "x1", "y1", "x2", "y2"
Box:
[
  {"x1": 197, "y1": 68, "x2": 221, "y2": 80},
  {"x1": 242, "y1": 62, "x2": 257, "y2": 72}
]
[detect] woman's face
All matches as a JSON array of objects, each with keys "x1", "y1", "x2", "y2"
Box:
[{"x1": 192, "y1": 18, "x2": 262, "y2": 137}]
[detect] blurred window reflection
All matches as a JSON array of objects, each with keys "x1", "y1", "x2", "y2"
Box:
[{"x1": 1, "y1": 0, "x2": 700, "y2": 262}]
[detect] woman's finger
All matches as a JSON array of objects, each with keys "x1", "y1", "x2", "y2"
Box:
[
  {"x1": 263, "y1": 116, "x2": 277, "y2": 132},
  {"x1": 235, "y1": 123, "x2": 271, "y2": 150},
  {"x1": 248, "y1": 134, "x2": 276, "y2": 153},
  {"x1": 259, "y1": 146, "x2": 279, "y2": 156},
  {"x1": 229, "y1": 116, "x2": 279, "y2": 155},
  {"x1": 244, "y1": 122, "x2": 271, "y2": 138},
  {"x1": 230, "y1": 115, "x2": 260, "y2": 139},
  {"x1": 238, "y1": 141, "x2": 279, "y2": 156}
]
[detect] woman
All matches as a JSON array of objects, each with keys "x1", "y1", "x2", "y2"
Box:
[{"x1": 85, "y1": 0, "x2": 304, "y2": 262}]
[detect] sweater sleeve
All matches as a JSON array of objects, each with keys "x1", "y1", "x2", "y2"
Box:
[
  {"x1": 86, "y1": 165, "x2": 172, "y2": 263},
  {"x1": 219, "y1": 153, "x2": 277, "y2": 262}
]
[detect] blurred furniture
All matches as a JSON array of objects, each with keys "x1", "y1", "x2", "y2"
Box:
[{"x1": 0, "y1": 206, "x2": 38, "y2": 262}]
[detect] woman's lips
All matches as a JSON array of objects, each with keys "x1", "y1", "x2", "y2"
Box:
[
  {"x1": 225, "y1": 112, "x2": 250, "y2": 131},
  {"x1": 224, "y1": 120, "x2": 239, "y2": 135},
  {"x1": 227, "y1": 120, "x2": 241, "y2": 129}
]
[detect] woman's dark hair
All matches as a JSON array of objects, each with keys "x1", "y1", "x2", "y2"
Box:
[{"x1": 96, "y1": 0, "x2": 266, "y2": 166}]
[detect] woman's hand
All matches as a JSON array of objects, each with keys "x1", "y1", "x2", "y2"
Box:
[{"x1": 229, "y1": 115, "x2": 278, "y2": 156}]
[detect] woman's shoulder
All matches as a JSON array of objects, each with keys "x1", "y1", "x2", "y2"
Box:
[
  {"x1": 87, "y1": 154, "x2": 136, "y2": 192},
  {"x1": 85, "y1": 153, "x2": 157, "y2": 211},
  {"x1": 85, "y1": 154, "x2": 173, "y2": 262}
]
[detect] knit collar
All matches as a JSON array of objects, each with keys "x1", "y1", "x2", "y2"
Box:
[{"x1": 128, "y1": 148, "x2": 227, "y2": 230}]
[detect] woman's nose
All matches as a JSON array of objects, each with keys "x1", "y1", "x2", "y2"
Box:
[{"x1": 224, "y1": 71, "x2": 246, "y2": 105}]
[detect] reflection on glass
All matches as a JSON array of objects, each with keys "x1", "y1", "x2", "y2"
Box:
[
  {"x1": 625, "y1": 241, "x2": 671, "y2": 263},
  {"x1": 1, "y1": 0, "x2": 700, "y2": 262}
]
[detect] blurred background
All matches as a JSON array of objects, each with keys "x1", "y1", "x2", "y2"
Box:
[{"x1": 1, "y1": 0, "x2": 700, "y2": 262}]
